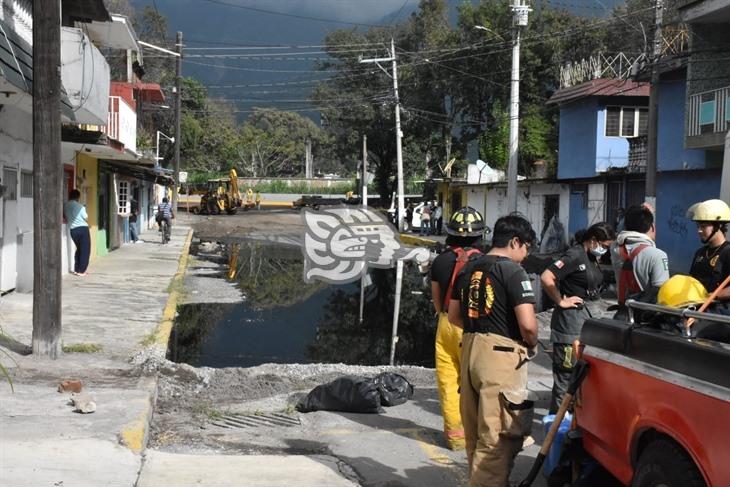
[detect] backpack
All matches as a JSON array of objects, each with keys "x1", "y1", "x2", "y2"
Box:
[
  {"x1": 443, "y1": 246, "x2": 482, "y2": 309},
  {"x1": 618, "y1": 243, "x2": 650, "y2": 305}
]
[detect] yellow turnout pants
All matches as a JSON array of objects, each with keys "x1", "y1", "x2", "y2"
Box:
[
  {"x1": 435, "y1": 312, "x2": 464, "y2": 449},
  {"x1": 460, "y1": 332, "x2": 533, "y2": 487}
]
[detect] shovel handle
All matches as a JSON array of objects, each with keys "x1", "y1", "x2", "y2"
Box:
[{"x1": 518, "y1": 360, "x2": 590, "y2": 487}]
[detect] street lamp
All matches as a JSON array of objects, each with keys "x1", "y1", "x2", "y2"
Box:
[
  {"x1": 474, "y1": 25, "x2": 505, "y2": 41},
  {"x1": 156, "y1": 131, "x2": 175, "y2": 165}
]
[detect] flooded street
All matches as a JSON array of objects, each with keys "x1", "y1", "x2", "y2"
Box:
[{"x1": 170, "y1": 239, "x2": 436, "y2": 368}]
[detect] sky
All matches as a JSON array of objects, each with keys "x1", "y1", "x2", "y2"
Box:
[{"x1": 133, "y1": 0, "x2": 622, "y2": 118}]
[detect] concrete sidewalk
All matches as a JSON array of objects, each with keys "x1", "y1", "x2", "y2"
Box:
[{"x1": 0, "y1": 223, "x2": 192, "y2": 486}]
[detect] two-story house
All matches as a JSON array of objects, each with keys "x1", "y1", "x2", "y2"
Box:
[{"x1": 547, "y1": 78, "x2": 650, "y2": 238}]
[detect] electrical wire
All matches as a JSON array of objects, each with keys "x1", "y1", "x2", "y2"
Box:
[{"x1": 192, "y1": 0, "x2": 389, "y2": 27}]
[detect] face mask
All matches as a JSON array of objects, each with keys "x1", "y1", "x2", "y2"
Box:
[{"x1": 590, "y1": 244, "x2": 607, "y2": 257}]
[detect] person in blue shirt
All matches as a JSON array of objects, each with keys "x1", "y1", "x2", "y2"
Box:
[{"x1": 64, "y1": 189, "x2": 91, "y2": 276}]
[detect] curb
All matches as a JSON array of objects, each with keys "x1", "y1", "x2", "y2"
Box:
[{"x1": 118, "y1": 228, "x2": 194, "y2": 454}]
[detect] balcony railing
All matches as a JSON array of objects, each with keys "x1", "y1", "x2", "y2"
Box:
[
  {"x1": 688, "y1": 85, "x2": 730, "y2": 137},
  {"x1": 102, "y1": 96, "x2": 137, "y2": 153}
]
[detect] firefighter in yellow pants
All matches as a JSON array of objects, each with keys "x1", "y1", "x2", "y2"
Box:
[
  {"x1": 430, "y1": 207, "x2": 485, "y2": 450},
  {"x1": 435, "y1": 312, "x2": 466, "y2": 449},
  {"x1": 448, "y1": 214, "x2": 539, "y2": 486}
]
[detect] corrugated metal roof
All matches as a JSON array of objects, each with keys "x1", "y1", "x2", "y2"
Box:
[{"x1": 547, "y1": 78, "x2": 650, "y2": 106}]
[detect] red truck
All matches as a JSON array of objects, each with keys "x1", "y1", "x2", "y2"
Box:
[{"x1": 571, "y1": 301, "x2": 730, "y2": 487}]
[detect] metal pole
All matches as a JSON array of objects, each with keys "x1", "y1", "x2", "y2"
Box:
[
  {"x1": 359, "y1": 135, "x2": 368, "y2": 324},
  {"x1": 173, "y1": 31, "x2": 183, "y2": 211},
  {"x1": 362, "y1": 134, "x2": 368, "y2": 207},
  {"x1": 155, "y1": 130, "x2": 160, "y2": 164},
  {"x1": 645, "y1": 0, "x2": 663, "y2": 210},
  {"x1": 392, "y1": 38, "x2": 405, "y2": 232},
  {"x1": 389, "y1": 260, "x2": 404, "y2": 366},
  {"x1": 506, "y1": 0, "x2": 523, "y2": 214},
  {"x1": 32, "y1": 0, "x2": 62, "y2": 358}
]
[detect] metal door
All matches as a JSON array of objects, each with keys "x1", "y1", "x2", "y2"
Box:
[{"x1": 1, "y1": 166, "x2": 18, "y2": 291}]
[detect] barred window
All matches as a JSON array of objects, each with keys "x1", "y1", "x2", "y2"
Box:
[
  {"x1": 21, "y1": 170, "x2": 32, "y2": 198},
  {"x1": 606, "y1": 107, "x2": 621, "y2": 136},
  {"x1": 118, "y1": 180, "x2": 129, "y2": 214},
  {"x1": 605, "y1": 106, "x2": 647, "y2": 138},
  {"x1": 3, "y1": 167, "x2": 17, "y2": 200}
]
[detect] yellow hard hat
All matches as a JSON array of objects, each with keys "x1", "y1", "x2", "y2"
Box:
[
  {"x1": 686, "y1": 199, "x2": 730, "y2": 222},
  {"x1": 657, "y1": 275, "x2": 708, "y2": 308}
]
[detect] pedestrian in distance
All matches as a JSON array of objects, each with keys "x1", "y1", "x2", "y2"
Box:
[
  {"x1": 255, "y1": 190, "x2": 262, "y2": 210},
  {"x1": 129, "y1": 198, "x2": 140, "y2": 243},
  {"x1": 432, "y1": 201, "x2": 443, "y2": 235},
  {"x1": 687, "y1": 199, "x2": 730, "y2": 312},
  {"x1": 541, "y1": 222, "x2": 615, "y2": 414},
  {"x1": 610, "y1": 204, "x2": 669, "y2": 318},
  {"x1": 420, "y1": 202, "x2": 432, "y2": 236},
  {"x1": 448, "y1": 214, "x2": 539, "y2": 487},
  {"x1": 156, "y1": 197, "x2": 175, "y2": 243},
  {"x1": 430, "y1": 207, "x2": 486, "y2": 450},
  {"x1": 64, "y1": 189, "x2": 91, "y2": 276},
  {"x1": 405, "y1": 203, "x2": 414, "y2": 232}
]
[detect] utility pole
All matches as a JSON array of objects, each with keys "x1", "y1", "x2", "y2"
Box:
[
  {"x1": 305, "y1": 139, "x2": 313, "y2": 178},
  {"x1": 173, "y1": 31, "x2": 182, "y2": 211},
  {"x1": 360, "y1": 39, "x2": 405, "y2": 231},
  {"x1": 645, "y1": 0, "x2": 664, "y2": 210},
  {"x1": 32, "y1": 0, "x2": 62, "y2": 358},
  {"x1": 506, "y1": 0, "x2": 531, "y2": 214}
]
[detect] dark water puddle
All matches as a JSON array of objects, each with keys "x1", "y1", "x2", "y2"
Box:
[{"x1": 169, "y1": 239, "x2": 436, "y2": 368}]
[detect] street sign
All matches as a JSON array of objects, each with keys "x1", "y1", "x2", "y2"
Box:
[{"x1": 179, "y1": 171, "x2": 188, "y2": 183}]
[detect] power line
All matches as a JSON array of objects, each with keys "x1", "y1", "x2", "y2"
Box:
[{"x1": 192, "y1": 0, "x2": 388, "y2": 27}]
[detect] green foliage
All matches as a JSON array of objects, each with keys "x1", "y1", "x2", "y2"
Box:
[{"x1": 62, "y1": 343, "x2": 103, "y2": 353}]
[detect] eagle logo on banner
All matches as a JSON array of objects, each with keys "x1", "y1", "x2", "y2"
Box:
[{"x1": 301, "y1": 206, "x2": 430, "y2": 284}]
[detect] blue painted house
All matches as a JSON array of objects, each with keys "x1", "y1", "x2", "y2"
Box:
[
  {"x1": 548, "y1": 78, "x2": 650, "y2": 238},
  {"x1": 550, "y1": 69, "x2": 725, "y2": 273}
]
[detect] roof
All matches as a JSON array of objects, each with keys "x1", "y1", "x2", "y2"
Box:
[
  {"x1": 132, "y1": 83, "x2": 165, "y2": 104},
  {"x1": 679, "y1": 0, "x2": 730, "y2": 22},
  {"x1": 62, "y1": 0, "x2": 110, "y2": 24},
  {"x1": 547, "y1": 78, "x2": 650, "y2": 106}
]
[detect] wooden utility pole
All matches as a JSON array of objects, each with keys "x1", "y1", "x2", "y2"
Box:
[
  {"x1": 172, "y1": 31, "x2": 182, "y2": 210},
  {"x1": 645, "y1": 0, "x2": 664, "y2": 209},
  {"x1": 32, "y1": 0, "x2": 63, "y2": 358}
]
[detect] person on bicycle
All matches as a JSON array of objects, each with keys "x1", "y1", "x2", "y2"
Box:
[{"x1": 156, "y1": 197, "x2": 174, "y2": 240}]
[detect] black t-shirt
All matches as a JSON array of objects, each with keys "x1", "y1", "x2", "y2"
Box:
[
  {"x1": 431, "y1": 249, "x2": 458, "y2": 308},
  {"x1": 690, "y1": 241, "x2": 730, "y2": 292},
  {"x1": 546, "y1": 244, "x2": 603, "y2": 299},
  {"x1": 451, "y1": 254, "x2": 536, "y2": 341},
  {"x1": 431, "y1": 247, "x2": 481, "y2": 307}
]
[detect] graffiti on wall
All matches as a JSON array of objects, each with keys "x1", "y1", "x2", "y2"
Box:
[{"x1": 667, "y1": 205, "x2": 688, "y2": 239}]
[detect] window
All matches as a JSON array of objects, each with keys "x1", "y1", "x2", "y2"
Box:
[
  {"x1": 118, "y1": 180, "x2": 129, "y2": 214},
  {"x1": 2, "y1": 167, "x2": 17, "y2": 200},
  {"x1": 21, "y1": 170, "x2": 32, "y2": 198},
  {"x1": 606, "y1": 107, "x2": 621, "y2": 136},
  {"x1": 605, "y1": 106, "x2": 648, "y2": 138}
]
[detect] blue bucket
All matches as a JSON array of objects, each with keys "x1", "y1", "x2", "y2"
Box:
[{"x1": 541, "y1": 412, "x2": 573, "y2": 477}]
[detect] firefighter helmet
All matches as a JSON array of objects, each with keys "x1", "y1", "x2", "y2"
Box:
[
  {"x1": 446, "y1": 206, "x2": 486, "y2": 237},
  {"x1": 657, "y1": 275, "x2": 708, "y2": 308},
  {"x1": 686, "y1": 199, "x2": 730, "y2": 223}
]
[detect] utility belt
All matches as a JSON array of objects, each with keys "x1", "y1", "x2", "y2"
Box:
[
  {"x1": 583, "y1": 290, "x2": 600, "y2": 301},
  {"x1": 463, "y1": 325, "x2": 513, "y2": 341}
]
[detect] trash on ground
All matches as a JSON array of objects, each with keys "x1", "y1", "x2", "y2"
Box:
[{"x1": 296, "y1": 372, "x2": 414, "y2": 414}]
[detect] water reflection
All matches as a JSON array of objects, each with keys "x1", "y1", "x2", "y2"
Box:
[{"x1": 168, "y1": 240, "x2": 437, "y2": 368}]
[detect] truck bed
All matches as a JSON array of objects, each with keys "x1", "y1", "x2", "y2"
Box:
[{"x1": 577, "y1": 317, "x2": 730, "y2": 485}]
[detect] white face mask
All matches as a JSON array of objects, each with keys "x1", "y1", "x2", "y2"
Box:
[{"x1": 590, "y1": 244, "x2": 607, "y2": 257}]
